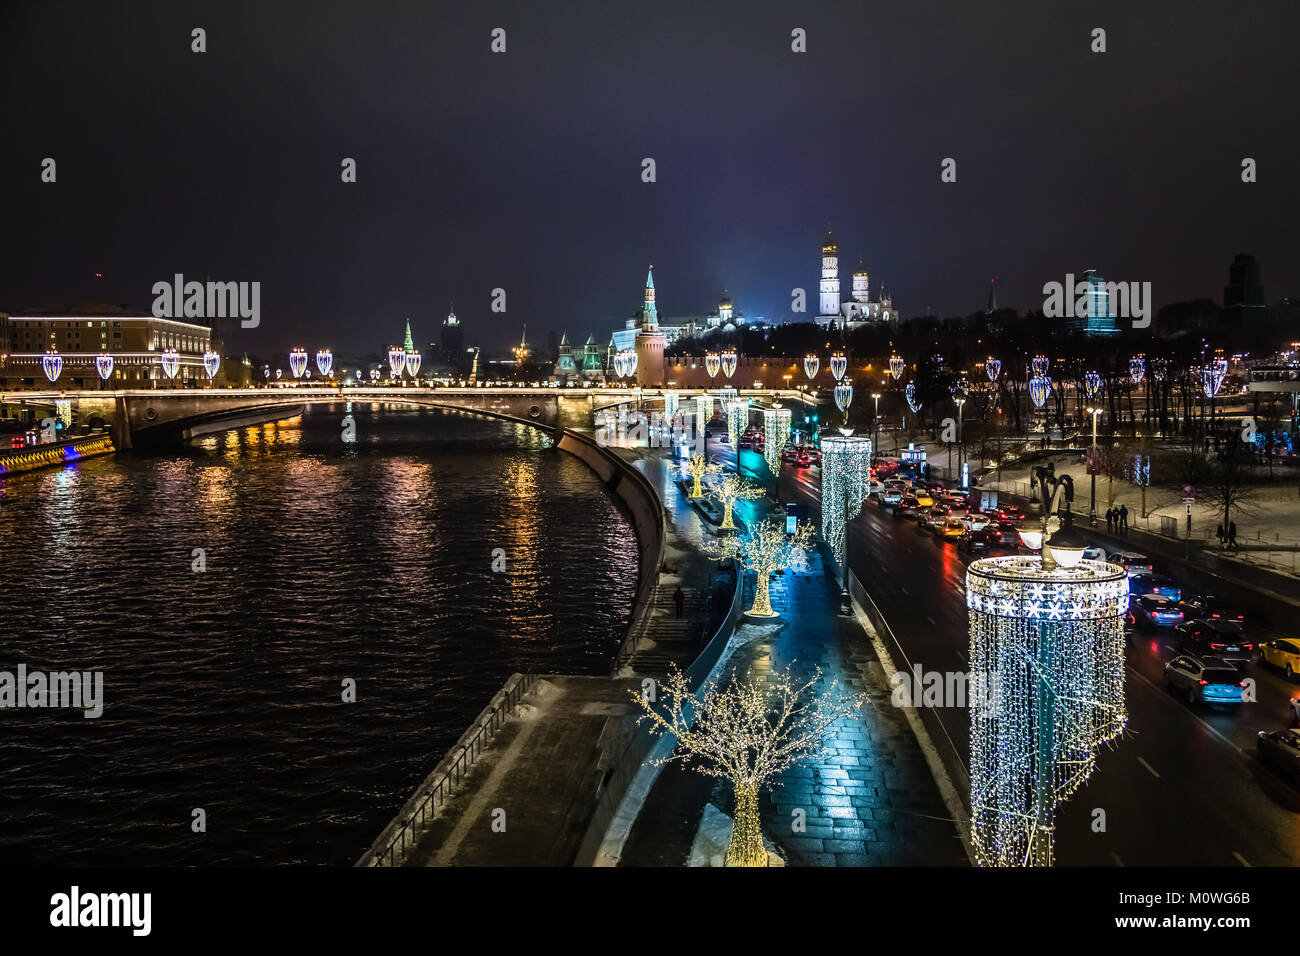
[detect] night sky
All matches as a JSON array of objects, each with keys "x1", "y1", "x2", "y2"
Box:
[{"x1": 2, "y1": 0, "x2": 1297, "y2": 355}]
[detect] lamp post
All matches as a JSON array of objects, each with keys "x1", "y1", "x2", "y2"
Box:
[
  {"x1": 871, "y1": 392, "x2": 881, "y2": 455},
  {"x1": 955, "y1": 396, "x2": 966, "y2": 487},
  {"x1": 1087, "y1": 406, "x2": 1102, "y2": 525}
]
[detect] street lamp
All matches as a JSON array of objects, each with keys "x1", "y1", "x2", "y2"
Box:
[
  {"x1": 871, "y1": 392, "x2": 882, "y2": 454},
  {"x1": 1087, "y1": 406, "x2": 1102, "y2": 525}
]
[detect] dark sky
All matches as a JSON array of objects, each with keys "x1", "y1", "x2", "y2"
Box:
[{"x1": 2, "y1": 0, "x2": 1297, "y2": 355}]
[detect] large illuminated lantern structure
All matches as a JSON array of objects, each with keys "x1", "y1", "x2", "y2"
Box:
[{"x1": 966, "y1": 465, "x2": 1127, "y2": 866}]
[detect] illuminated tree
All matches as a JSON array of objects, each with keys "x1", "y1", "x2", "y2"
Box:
[
  {"x1": 686, "y1": 455, "x2": 720, "y2": 499},
  {"x1": 632, "y1": 662, "x2": 864, "y2": 867},
  {"x1": 711, "y1": 474, "x2": 764, "y2": 530},
  {"x1": 704, "y1": 518, "x2": 814, "y2": 617}
]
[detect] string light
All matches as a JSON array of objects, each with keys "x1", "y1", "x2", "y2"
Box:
[
  {"x1": 762, "y1": 406, "x2": 791, "y2": 475},
  {"x1": 695, "y1": 394, "x2": 713, "y2": 435},
  {"x1": 804, "y1": 354, "x2": 820, "y2": 380},
  {"x1": 820, "y1": 435, "x2": 872, "y2": 566},
  {"x1": 664, "y1": 390, "x2": 680, "y2": 426},
  {"x1": 905, "y1": 383, "x2": 922, "y2": 412},
  {"x1": 889, "y1": 354, "x2": 904, "y2": 380},
  {"x1": 726, "y1": 398, "x2": 747, "y2": 449},
  {"x1": 159, "y1": 349, "x2": 180, "y2": 380},
  {"x1": 685, "y1": 455, "x2": 720, "y2": 498},
  {"x1": 703, "y1": 518, "x2": 815, "y2": 618},
  {"x1": 710, "y1": 473, "x2": 764, "y2": 530},
  {"x1": 986, "y1": 357, "x2": 1001, "y2": 381},
  {"x1": 202, "y1": 350, "x2": 221, "y2": 380},
  {"x1": 1129, "y1": 356, "x2": 1145, "y2": 385},
  {"x1": 387, "y1": 346, "x2": 405, "y2": 378},
  {"x1": 967, "y1": 555, "x2": 1128, "y2": 867},
  {"x1": 316, "y1": 349, "x2": 333, "y2": 377},
  {"x1": 830, "y1": 352, "x2": 848, "y2": 381},
  {"x1": 1029, "y1": 375, "x2": 1051, "y2": 408}
]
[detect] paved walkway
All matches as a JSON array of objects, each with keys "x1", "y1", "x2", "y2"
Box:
[{"x1": 621, "y1": 544, "x2": 968, "y2": 866}]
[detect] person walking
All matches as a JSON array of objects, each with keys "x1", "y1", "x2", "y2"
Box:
[
  {"x1": 1228, "y1": 521, "x2": 1238, "y2": 550},
  {"x1": 1216, "y1": 523, "x2": 1225, "y2": 546},
  {"x1": 1106, "y1": 507, "x2": 1115, "y2": 533},
  {"x1": 1119, "y1": 504, "x2": 1129, "y2": 535},
  {"x1": 673, "y1": 586, "x2": 685, "y2": 618}
]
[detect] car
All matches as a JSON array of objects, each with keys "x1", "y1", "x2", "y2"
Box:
[
  {"x1": 924, "y1": 505, "x2": 952, "y2": 532},
  {"x1": 897, "y1": 495, "x2": 921, "y2": 517},
  {"x1": 940, "y1": 517, "x2": 967, "y2": 541},
  {"x1": 880, "y1": 487, "x2": 902, "y2": 506},
  {"x1": 958, "y1": 528, "x2": 999, "y2": 554},
  {"x1": 1081, "y1": 546, "x2": 1108, "y2": 562},
  {"x1": 1163, "y1": 655, "x2": 1244, "y2": 709},
  {"x1": 867, "y1": 479, "x2": 882, "y2": 496},
  {"x1": 1260, "y1": 639, "x2": 1300, "y2": 679},
  {"x1": 1129, "y1": 572, "x2": 1182, "y2": 603},
  {"x1": 1175, "y1": 619, "x2": 1254, "y2": 662},
  {"x1": 1131, "y1": 594, "x2": 1185, "y2": 629},
  {"x1": 794, "y1": 452, "x2": 811, "y2": 467},
  {"x1": 913, "y1": 492, "x2": 934, "y2": 509},
  {"x1": 1256, "y1": 729, "x2": 1300, "y2": 787},
  {"x1": 961, "y1": 511, "x2": 992, "y2": 531},
  {"x1": 1177, "y1": 594, "x2": 1245, "y2": 625},
  {"x1": 999, "y1": 504, "x2": 1026, "y2": 520},
  {"x1": 1107, "y1": 550, "x2": 1154, "y2": 576}
]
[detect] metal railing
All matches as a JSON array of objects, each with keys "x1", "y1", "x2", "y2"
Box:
[{"x1": 356, "y1": 672, "x2": 540, "y2": 867}]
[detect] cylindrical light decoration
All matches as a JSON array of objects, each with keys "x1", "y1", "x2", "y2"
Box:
[
  {"x1": 1129, "y1": 357, "x2": 1145, "y2": 385},
  {"x1": 726, "y1": 398, "x2": 746, "y2": 450},
  {"x1": 804, "y1": 354, "x2": 820, "y2": 381},
  {"x1": 387, "y1": 346, "x2": 405, "y2": 378},
  {"x1": 316, "y1": 349, "x2": 333, "y2": 377},
  {"x1": 160, "y1": 349, "x2": 180, "y2": 380},
  {"x1": 695, "y1": 393, "x2": 713, "y2": 431},
  {"x1": 1201, "y1": 358, "x2": 1227, "y2": 397},
  {"x1": 1084, "y1": 371, "x2": 1101, "y2": 399},
  {"x1": 404, "y1": 350, "x2": 422, "y2": 378},
  {"x1": 830, "y1": 352, "x2": 848, "y2": 382},
  {"x1": 905, "y1": 383, "x2": 922, "y2": 413},
  {"x1": 202, "y1": 350, "x2": 221, "y2": 381},
  {"x1": 290, "y1": 348, "x2": 309, "y2": 379},
  {"x1": 1029, "y1": 375, "x2": 1051, "y2": 408},
  {"x1": 663, "y1": 390, "x2": 680, "y2": 428},
  {"x1": 889, "y1": 354, "x2": 904, "y2": 381},
  {"x1": 967, "y1": 556, "x2": 1128, "y2": 867},
  {"x1": 95, "y1": 352, "x2": 114, "y2": 381},
  {"x1": 1032, "y1": 355, "x2": 1049, "y2": 379},
  {"x1": 820, "y1": 435, "x2": 873, "y2": 567},
  {"x1": 42, "y1": 350, "x2": 63, "y2": 384},
  {"x1": 705, "y1": 352, "x2": 721, "y2": 380},
  {"x1": 763, "y1": 406, "x2": 792, "y2": 475},
  {"x1": 985, "y1": 357, "x2": 1001, "y2": 382},
  {"x1": 721, "y1": 350, "x2": 738, "y2": 380}
]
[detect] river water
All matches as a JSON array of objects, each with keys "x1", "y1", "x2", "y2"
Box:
[{"x1": 0, "y1": 403, "x2": 637, "y2": 864}]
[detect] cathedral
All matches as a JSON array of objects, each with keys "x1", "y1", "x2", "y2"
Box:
[{"x1": 813, "y1": 230, "x2": 898, "y2": 330}]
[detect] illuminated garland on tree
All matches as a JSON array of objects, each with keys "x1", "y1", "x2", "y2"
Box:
[
  {"x1": 762, "y1": 407, "x2": 791, "y2": 475},
  {"x1": 966, "y1": 555, "x2": 1127, "y2": 867},
  {"x1": 686, "y1": 455, "x2": 721, "y2": 498},
  {"x1": 703, "y1": 518, "x2": 815, "y2": 618},
  {"x1": 710, "y1": 473, "x2": 764, "y2": 530},
  {"x1": 820, "y1": 435, "x2": 872, "y2": 566}
]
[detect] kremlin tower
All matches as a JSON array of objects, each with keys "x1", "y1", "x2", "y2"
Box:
[{"x1": 634, "y1": 266, "x2": 665, "y2": 387}]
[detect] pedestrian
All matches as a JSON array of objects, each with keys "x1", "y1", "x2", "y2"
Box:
[
  {"x1": 1228, "y1": 521, "x2": 1238, "y2": 550},
  {"x1": 1119, "y1": 504, "x2": 1129, "y2": 534},
  {"x1": 673, "y1": 586, "x2": 685, "y2": 618},
  {"x1": 1216, "y1": 523, "x2": 1224, "y2": 546},
  {"x1": 1105, "y1": 507, "x2": 1114, "y2": 533}
]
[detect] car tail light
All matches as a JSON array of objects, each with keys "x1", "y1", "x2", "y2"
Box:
[
  {"x1": 1199, "y1": 680, "x2": 1209, "y2": 685},
  {"x1": 1238, "y1": 681, "x2": 1247, "y2": 687},
  {"x1": 1244, "y1": 644, "x2": 1254, "y2": 651},
  {"x1": 1211, "y1": 643, "x2": 1224, "y2": 650}
]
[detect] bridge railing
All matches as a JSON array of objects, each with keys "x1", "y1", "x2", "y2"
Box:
[{"x1": 355, "y1": 672, "x2": 540, "y2": 867}]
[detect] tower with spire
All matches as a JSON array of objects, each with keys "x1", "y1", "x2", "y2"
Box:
[
  {"x1": 402, "y1": 319, "x2": 415, "y2": 352},
  {"x1": 985, "y1": 279, "x2": 998, "y2": 315},
  {"x1": 441, "y1": 301, "x2": 464, "y2": 368},
  {"x1": 818, "y1": 229, "x2": 840, "y2": 320},
  {"x1": 635, "y1": 265, "x2": 666, "y2": 386},
  {"x1": 512, "y1": 324, "x2": 531, "y2": 366}
]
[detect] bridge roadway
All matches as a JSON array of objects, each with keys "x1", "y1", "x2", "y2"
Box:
[{"x1": 0, "y1": 386, "x2": 816, "y2": 448}]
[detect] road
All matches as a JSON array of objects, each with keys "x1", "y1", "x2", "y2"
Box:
[{"x1": 714, "y1": 434, "x2": 1300, "y2": 865}]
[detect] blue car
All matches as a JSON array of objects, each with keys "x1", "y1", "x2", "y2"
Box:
[
  {"x1": 1164, "y1": 655, "x2": 1244, "y2": 710},
  {"x1": 1130, "y1": 572, "x2": 1182, "y2": 603}
]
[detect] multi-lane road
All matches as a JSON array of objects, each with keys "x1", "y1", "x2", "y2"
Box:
[{"x1": 721, "y1": 436, "x2": 1300, "y2": 865}]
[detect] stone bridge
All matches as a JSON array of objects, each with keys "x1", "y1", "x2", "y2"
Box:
[{"x1": 0, "y1": 387, "x2": 817, "y2": 448}]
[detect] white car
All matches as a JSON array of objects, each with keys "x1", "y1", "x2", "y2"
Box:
[
  {"x1": 867, "y1": 480, "x2": 882, "y2": 496},
  {"x1": 880, "y1": 487, "x2": 903, "y2": 506},
  {"x1": 1107, "y1": 549, "x2": 1154, "y2": 576},
  {"x1": 1081, "y1": 546, "x2": 1107, "y2": 562}
]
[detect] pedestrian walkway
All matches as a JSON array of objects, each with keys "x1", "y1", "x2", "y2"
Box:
[
  {"x1": 620, "y1": 545, "x2": 968, "y2": 866},
  {"x1": 615, "y1": 451, "x2": 736, "y2": 677}
]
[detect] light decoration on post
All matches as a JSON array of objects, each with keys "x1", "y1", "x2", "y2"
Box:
[
  {"x1": 289, "y1": 348, "x2": 309, "y2": 379},
  {"x1": 95, "y1": 353, "x2": 114, "y2": 382},
  {"x1": 820, "y1": 435, "x2": 872, "y2": 568},
  {"x1": 803, "y1": 354, "x2": 820, "y2": 381},
  {"x1": 1201, "y1": 358, "x2": 1227, "y2": 397},
  {"x1": 612, "y1": 351, "x2": 627, "y2": 378},
  {"x1": 721, "y1": 350, "x2": 738, "y2": 381},
  {"x1": 705, "y1": 352, "x2": 721, "y2": 380},
  {"x1": 1029, "y1": 375, "x2": 1051, "y2": 409},
  {"x1": 830, "y1": 352, "x2": 848, "y2": 382},
  {"x1": 404, "y1": 350, "x2": 422, "y2": 378},
  {"x1": 202, "y1": 350, "x2": 221, "y2": 381},
  {"x1": 967, "y1": 465, "x2": 1127, "y2": 867},
  {"x1": 1031, "y1": 355, "x2": 1049, "y2": 379},
  {"x1": 387, "y1": 346, "x2": 405, "y2": 378},
  {"x1": 726, "y1": 398, "x2": 747, "y2": 450},
  {"x1": 950, "y1": 378, "x2": 970, "y2": 402},
  {"x1": 763, "y1": 406, "x2": 792, "y2": 475},
  {"x1": 833, "y1": 378, "x2": 853, "y2": 432},
  {"x1": 159, "y1": 349, "x2": 180, "y2": 380},
  {"x1": 1084, "y1": 371, "x2": 1102, "y2": 400},
  {"x1": 905, "y1": 383, "x2": 922, "y2": 413},
  {"x1": 316, "y1": 349, "x2": 333, "y2": 377},
  {"x1": 42, "y1": 350, "x2": 63, "y2": 384},
  {"x1": 889, "y1": 354, "x2": 904, "y2": 380},
  {"x1": 618, "y1": 349, "x2": 638, "y2": 379},
  {"x1": 664, "y1": 390, "x2": 680, "y2": 427},
  {"x1": 985, "y1": 357, "x2": 1001, "y2": 382},
  {"x1": 1129, "y1": 357, "x2": 1145, "y2": 385},
  {"x1": 369, "y1": 368, "x2": 380, "y2": 383}
]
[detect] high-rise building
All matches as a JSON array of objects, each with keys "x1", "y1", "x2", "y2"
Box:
[
  {"x1": 1224, "y1": 253, "x2": 1266, "y2": 311},
  {"x1": 441, "y1": 302, "x2": 464, "y2": 366}
]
